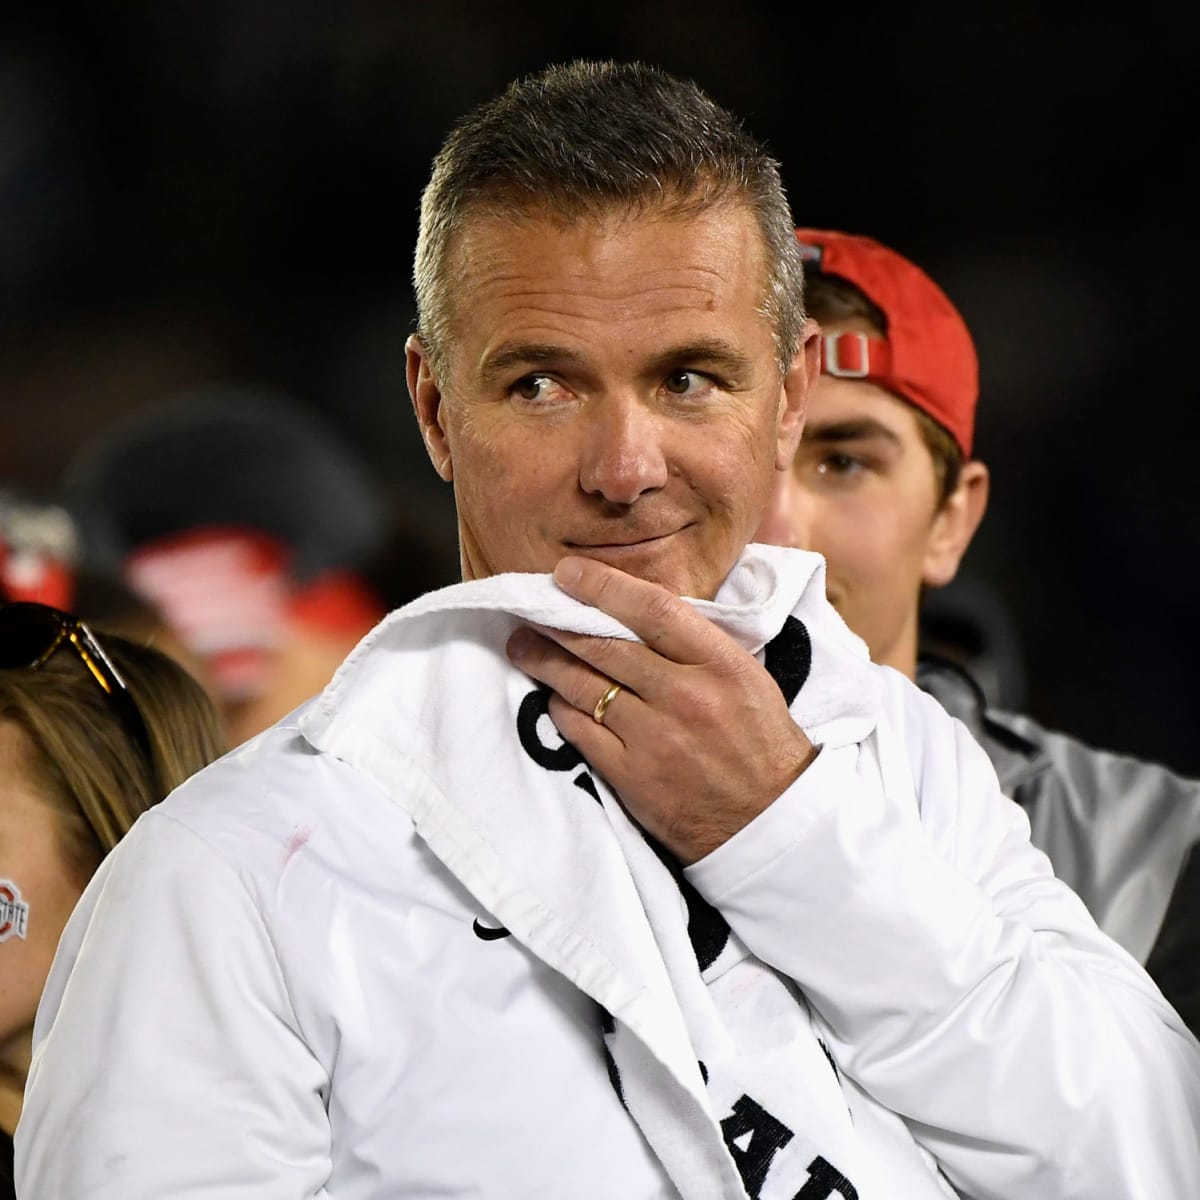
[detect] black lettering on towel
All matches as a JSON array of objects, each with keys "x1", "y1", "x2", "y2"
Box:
[
  {"x1": 793, "y1": 1155, "x2": 859, "y2": 1199},
  {"x1": 718, "y1": 1094, "x2": 860, "y2": 1200},
  {"x1": 720, "y1": 1095, "x2": 794, "y2": 1198},
  {"x1": 764, "y1": 616, "x2": 812, "y2": 706},
  {"x1": 516, "y1": 686, "x2": 585, "y2": 772}
]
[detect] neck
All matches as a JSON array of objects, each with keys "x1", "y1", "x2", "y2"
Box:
[
  {"x1": 0, "y1": 1040, "x2": 28, "y2": 1137},
  {"x1": 873, "y1": 618, "x2": 919, "y2": 682}
]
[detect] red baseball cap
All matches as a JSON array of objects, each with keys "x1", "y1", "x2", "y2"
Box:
[{"x1": 794, "y1": 228, "x2": 978, "y2": 457}]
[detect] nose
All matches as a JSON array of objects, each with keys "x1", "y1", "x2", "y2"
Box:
[
  {"x1": 755, "y1": 468, "x2": 807, "y2": 549},
  {"x1": 578, "y1": 397, "x2": 669, "y2": 506}
]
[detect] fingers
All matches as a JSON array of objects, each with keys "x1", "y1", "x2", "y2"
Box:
[
  {"x1": 506, "y1": 627, "x2": 637, "y2": 739},
  {"x1": 514, "y1": 556, "x2": 754, "y2": 712},
  {"x1": 506, "y1": 558, "x2": 818, "y2": 864},
  {"x1": 552, "y1": 556, "x2": 730, "y2": 667}
]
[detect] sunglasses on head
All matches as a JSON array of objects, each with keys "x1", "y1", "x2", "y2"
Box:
[{"x1": 0, "y1": 601, "x2": 154, "y2": 761}]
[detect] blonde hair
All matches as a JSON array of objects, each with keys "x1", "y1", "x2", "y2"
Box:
[{"x1": 0, "y1": 630, "x2": 224, "y2": 882}]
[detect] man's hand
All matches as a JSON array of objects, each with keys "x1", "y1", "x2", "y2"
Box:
[{"x1": 505, "y1": 556, "x2": 818, "y2": 865}]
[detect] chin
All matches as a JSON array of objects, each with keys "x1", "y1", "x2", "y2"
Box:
[{"x1": 651, "y1": 564, "x2": 722, "y2": 601}]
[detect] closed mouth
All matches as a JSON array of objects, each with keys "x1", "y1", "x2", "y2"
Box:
[{"x1": 566, "y1": 526, "x2": 690, "y2": 551}]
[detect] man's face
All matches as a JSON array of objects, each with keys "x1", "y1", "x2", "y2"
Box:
[
  {"x1": 408, "y1": 203, "x2": 812, "y2": 600},
  {"x1": 754, "y1": 317, "x2": 949, "y2": 673}
]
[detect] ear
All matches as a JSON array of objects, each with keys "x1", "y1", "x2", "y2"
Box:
[
  {"x1": 922, "y1": 459, "x2": 990, "y2": 587},
  {"x1": 406, "y1": 334, "x2": 454, "y2": 482},
  {"x1": 774, "y1": 318, "x2": 821, "y2": 471}
]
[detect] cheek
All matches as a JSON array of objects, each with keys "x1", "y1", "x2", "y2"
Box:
[
  {"x1": 800, "y1": 495, "x2": 876, "y2": 577},
  {"x1": 0, "y1": 871, "x2": 81, "y2": 1030},
  {"x1": 454, "y1": 465, "x2": 545, "y2": 548},
  {"x1": 695, "y1": 426, "x2": 776, "y2": 511},
  {"x1": 450, "y1": 445, "x2": 523, "y2": 539},
  {"x1": 1, "y1": 867, "x2": 81, "y2": 951},
  {"x1": 0, "y1": 820, "x2": 88, "y2": 949},
  {"x1": 452, "y1": 422, "x2": 567, "y2": 507},
  {"x1": 0, "y1": 879, "x2": 33, "y2": 948}
]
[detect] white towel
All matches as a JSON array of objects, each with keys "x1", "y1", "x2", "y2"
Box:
[{"x1": 300, "y1": 544, "x2": 901, "y2": 1199}]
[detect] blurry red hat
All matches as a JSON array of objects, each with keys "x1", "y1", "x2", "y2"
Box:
[
  {"x1": 794, "y1": 228, "x2": 978, "y2": 457},
  {"x1": 62, "y1": 388, "x2": 388, "y2": 701}
]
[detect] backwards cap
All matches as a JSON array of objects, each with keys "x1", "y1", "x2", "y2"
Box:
[{"x1": 794, "y1": 228, "x2": 978, "y2": 457}]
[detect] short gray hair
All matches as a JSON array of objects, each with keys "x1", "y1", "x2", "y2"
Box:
[{"x1": 413, "y1": 60, "x2": 806, "y2": 377}]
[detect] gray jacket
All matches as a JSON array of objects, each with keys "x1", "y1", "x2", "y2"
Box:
[{"x1": 918, "y1": 655, "x2": 1200, "y2": 1036}]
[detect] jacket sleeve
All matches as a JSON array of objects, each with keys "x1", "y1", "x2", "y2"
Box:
[
  {"x1": 1145, "y1": 844, "x2": 1200, "y2": 1039},
  {"x1": 15, "y1": 810, "x2": 332, "y2": 1200},
  {"x1": 997, "y1": 708, "x2": 1200, "y2": 1032},
  {"x1": 685, "y1": 671, "x2": 1200, "y2": 1200}
]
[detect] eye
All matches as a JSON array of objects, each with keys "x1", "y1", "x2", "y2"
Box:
[
  {"x1": 509, "y1": 375, "x2": 574, "y2": 408},
  {"x1": 662, "y1": 370, "x2": 713, "y2": 398},
  {"x1": 816, "y1": 452, "x2": 862, "y2": 477},
  {"x1": 513, "y1": 375, "x2": 551, "y2": 401},
  {"x1": 802, "y1": 451, "x2": 871, "y2": 490}
]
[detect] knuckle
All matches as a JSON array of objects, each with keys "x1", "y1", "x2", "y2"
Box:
[
  {"x1": 645, "y1": 589, "x2": 679, "y2": 623},
  {"x1": 668, "y1": 675, "x2": 721, "y2": 725},
  {"x1": 721, "y1": 648, "x2": 762, "y2": 690},
  {"x1": 571, "y1": 674, "x2": 603, "y2": 712},
  {"x1": 643, "y1": 590, "x2": 681, "y2": 641},
  {"x1": 548, "y1": 692, "x2": 587, "y2": 737},
  {"x1": 590, "y1": 634, "x2": 622, "y2": 661},
  {"x1": 684, "y1": 691, "x2": 723, "y2": 728},
  {"x1": 590, "y1": 566, "x2": 619, "y2": 605}
]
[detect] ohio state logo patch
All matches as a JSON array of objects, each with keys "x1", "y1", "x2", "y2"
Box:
[{"x1": 0, "y1": 880, "x2": 30, "y2": 941}]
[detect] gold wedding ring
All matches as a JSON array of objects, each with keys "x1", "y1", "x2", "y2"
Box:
[{"x1": 591, "y1": 681, "x2": 623, "y2": 726}]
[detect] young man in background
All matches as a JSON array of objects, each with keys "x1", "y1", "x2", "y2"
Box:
[{"x1": 757, "y1": 227, "x2": 1200, "y2": 1032}]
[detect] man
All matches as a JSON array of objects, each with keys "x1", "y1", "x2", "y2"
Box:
[
  {"x1": 756, "y1": 226, "x2": 1200, "y2": 1034},
  {"x1": 17, "y1": 62, "x2": 1200, "y2": 1199}
]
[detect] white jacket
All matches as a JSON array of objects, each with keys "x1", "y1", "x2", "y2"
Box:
[{"x1": 16, "y1": 547, "x2": 1200, "y2": 1199}]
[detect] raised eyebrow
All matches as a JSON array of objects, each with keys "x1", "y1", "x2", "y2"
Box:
[
  {"x1": 803, "y1": 418, "x2": 903, "y2": 446},
  {"x1": 478, "y1": 343, "x2": 585, "y2": 386}
]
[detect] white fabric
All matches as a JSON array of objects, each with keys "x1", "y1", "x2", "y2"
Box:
[{"x1": 16, "y1": 544, "x2": 1200, "y2": 1199}]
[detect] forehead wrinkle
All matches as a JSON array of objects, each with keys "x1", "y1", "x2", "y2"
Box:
[
  {"x1": 450, "y1": 212, "x2": 761, "y2": 311},
  {"x1": 473, "y1": 267, "x2": 736, "y2": 320},
  {"x1": 443, "y1": 206, "x2": 776, "y2": 385}
]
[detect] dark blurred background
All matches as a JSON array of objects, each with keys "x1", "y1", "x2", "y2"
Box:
[{"x1": 2, "y1": 2, "x2": 1197, "y2": 771}]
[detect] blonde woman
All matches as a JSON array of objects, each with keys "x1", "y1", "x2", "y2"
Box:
[{"x1": 0, "y1": 602, "x2": 223, "y2": 1197}]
